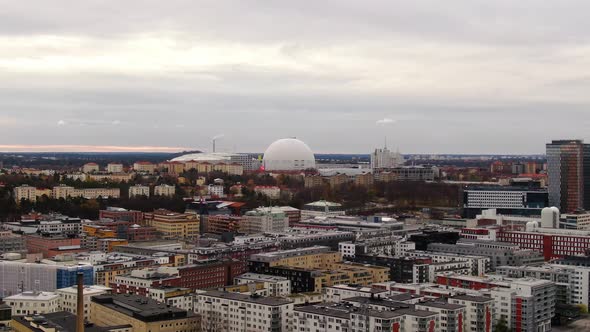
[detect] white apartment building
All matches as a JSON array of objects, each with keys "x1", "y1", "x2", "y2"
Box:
[
  {"x1": 82, "y1": 163, "x2": 100, "y2": 173},
  {"x1": 106, "y1": 163, "x2": 124, "y2": 173},
  {"x1": 154, "y1": 184, "x2": 176, "y2": 197},
  {"x1": 294, "y1": 303, "x2": 440, "y2": 332},
  {"x1": 448, "y1": 295, "x2": 495, "y2": 332},
  {"x1": 4, "y1": 291, "x2": 60, "y2": 316},
  {"x1": 323, "y1": 284, "x2": 388, "y2": 303},
  {"x1": 147, "y1": 287, "x2": 194, "y2": 312},
  {"x1": 234, "y1": 273, "x2": 291, "y2": 297},
  {"x1": 207, "y1": 184, "x2": 225, "y2": 198},
  {"x1": 64, "y1": 173, "x2": 88, "y2": 181},
  {"x1": 56, "y1": 285, "x2": 111, "y2": 318},
  {"x1": 405, "y1": 250, "x2": 490, "y2": 276},
  {"x1": 128, "y1": 185, "x2": 150, "y2": 198},
  {"x1": 14, "y1": 185, "x2": 38, "y2": 202},
  {"x1": 415, "y1": 302, "x2": 467, "y2": 332},
  {"x1": 241, "y1": 208, "x2": 289, "y2": 234},
  {"x1": 195, "y1": 290, "x2": 293, "y2": 332},
  {"x1": 51, "y1": 185, "x2": 120, "y2": 199},
  {"x1": 488, "y1": 279, "x2": 554, "y2": 332},
  {"x1": 338, "y1": 237, "x2": 415, "y2": 258},
  {"x1": 496, "y1": 264, "x2": 590, "y2": 307},
  {"x1": 254, "y1": 186, "x2": 281, "y2": 199}
]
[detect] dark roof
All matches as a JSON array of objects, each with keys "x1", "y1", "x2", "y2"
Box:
[
  {"x1": 91, "y1": 294, "x2": 193, "y2": 322},
  {"x1": 417, "y1": 301, "x2": 465, "y2": 310},
  {"x1": 198, "y1": 290, "x2": 291, "y2": 306},
  {"x1": 12, "y1": 311, "x2": 132, "y2": 332},
  {"x1": 451, "y1": 295, "x2": 493, "y2": 303},
  {"x1": 342, "y1": 296, "x2": 412, "y2": 309}
]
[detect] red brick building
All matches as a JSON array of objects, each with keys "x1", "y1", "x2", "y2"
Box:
[
  {"x1": 99, "y1": 208, "x2": 144, "y2": 223},
  {"x1": 24, "y1": 235, "x2": 81, "y2": 258}
]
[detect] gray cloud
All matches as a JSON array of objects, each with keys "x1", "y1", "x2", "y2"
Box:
[{"x1": 1, "y1": 1, "x2": 590, "y2": 153}]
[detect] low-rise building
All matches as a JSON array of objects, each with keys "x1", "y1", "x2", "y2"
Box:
[
  {"x1": 128, "y1": 185, "x2": 149, "y2": 198},
  {"x1": 90, "y1": 294, "x2": 199, "y2": 332},
  {"x1": 106, "y1": 163, "x2": 124, "y2": 173},
  {"x1": 56, "y1": 285, "x2": 111, "y2": 318},
  {"x1": 0, "y1": 231, "x2": 26, "y2": 254},
  {"x1": 241, "y1": 207, "x2": 290, "y2": 234},
  {"x1": 82, "y1": 162, "x2": 100, "y2": 173},
  {"x1": 11, "y1": 311, "x2": 131, "y2": 332},
  {"x1": 234, "y1": 273, "x2": 291, "y2": 297},
  {"x1": 4, "y1": 291, "x2": 60, "y2": 316},
  {"x1": 253, "y1": 185, "x2": 281, "y2": 199},
  {"x1": 154, "y1": 184, "x2": 176, "y2": 197}
]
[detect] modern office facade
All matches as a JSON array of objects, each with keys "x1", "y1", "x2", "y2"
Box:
[
  {"x1": 546, "y1": 139, "x2": 590, "y2": 212},
  {"x1": 462, "y1": 185, "x2": 548, "y2": 218}
]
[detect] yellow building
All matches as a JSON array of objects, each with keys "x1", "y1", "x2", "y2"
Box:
[
  {"x1": 13, "y1": 185, "x2": 38, "y2": 202},
  {"x1": 133, "y1": 161, "x2": 156, "y2": 173},
  {"x1": 90, "y1": 294, "x2": 200, "y2": 332},
  {"x1": 83, "y1": 224, "x2": 115, "y2": 237},
  {"x1": 250, "y1": 246, "x2": 390, "y2": 293},
  {"x1": 144, "y1": 209, "x2": 199, "y2": 239},
  {"x1": 255, "y1": 246, "x2": 342, "y2": 269}
]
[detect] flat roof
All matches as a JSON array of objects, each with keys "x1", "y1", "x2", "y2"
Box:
[
  {"x1": 451, "y1": 295, "x2": 493, "y2": 303},
  {"x1": 235, "y1": 273, "x2": 290, "y2": 282},
  {"x1": 198, "y1": 290, "x2": 292, "y2": 306},
  {"x1": 5, "y1": 291, "x2": 59, "y2": 301},
  {"x1": 12, "y1": 311, "x2": 132, "y2": 332},
  {"x1": 417, "y1": 301, "x2": 464, "y2": 310},
  {"x1": 91, "y1": 294, "x2": 192, "y2": 321}
]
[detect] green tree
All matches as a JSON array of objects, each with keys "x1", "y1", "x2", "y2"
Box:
[{"x1": 493, "y1": 318, "x2": 509, "y2": 332}]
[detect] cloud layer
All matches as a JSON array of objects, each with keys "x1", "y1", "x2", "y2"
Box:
[{"x1": 2, "y1": 1, "x2": 590, "y2": 153}]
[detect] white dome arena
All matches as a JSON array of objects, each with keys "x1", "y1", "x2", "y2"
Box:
[{"x1": 263, "y1": 138, "x2": 316, "y2": 171}]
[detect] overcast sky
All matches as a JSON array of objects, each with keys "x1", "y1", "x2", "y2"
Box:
[{"x1": 1, "y1": 1, "x2": 590, "y2": 154}]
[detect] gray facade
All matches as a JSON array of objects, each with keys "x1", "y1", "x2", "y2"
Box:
[{"x1": 427, "y1": 240, "x2": 544, "y2": 270}]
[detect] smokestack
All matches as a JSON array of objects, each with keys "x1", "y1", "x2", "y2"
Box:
[
  {"x1": 213, "y1": 139, "x2": 216, "y2": 153},
  {"x1": 76, "y1": 272, "x2": 84, "y2": 332}
]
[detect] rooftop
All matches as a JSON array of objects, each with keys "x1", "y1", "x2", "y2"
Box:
[
  {"x1": 416, "y1": 301, "x2": 465, "y2": 310},
  {"x1": 250, "y1": 246, "x2": 332, "y2": 262},
  {"x1": 91, "y1": 294, "x2": 192, "y2": 321},
  {"x1": 12, "y1": 311, "x2": 131, "y2": 332},
  {"x1": 295, "y1": 304, "x2": 405, "y2": 320},
  {"x1": 198, "y1": 290, "x2": 292, "y2": 306},
  {"x1": 235, "y1": 273, "x2": 290, "y2": 282},
  {"x1": 451, "y1": 295, "x2": 493, "y2": 303},
  {"x1": 5, "y1": 291, "x2": 59, "y2": 301}
]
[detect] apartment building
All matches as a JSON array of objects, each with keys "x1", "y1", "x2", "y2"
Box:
[
  {"x1": 4, "y1": 291, "x2": 60, "y2": 316},
  {"x1": 154, "y1": 184, "x2": 176, "y2": 197},
  {"x1": 128, "y1": 184, "x2": 149, "y2": 198},
  {"x1": 234, "y1": 273, "x2": 292, "y2": 297},
  {"x1": 195, "y1": 290, "x2": 293, "y2": 332},
  {"x1": 143, "y1": 209, "x2": 199, "y2": 239}
]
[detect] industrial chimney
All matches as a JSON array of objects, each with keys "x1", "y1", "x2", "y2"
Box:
[{"x1": 76, "y1": 272, "x2": 84, "y2": 332}]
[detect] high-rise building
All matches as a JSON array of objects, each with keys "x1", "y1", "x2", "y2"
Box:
[
  {"x1": 370, "y1": 145, "x2": 404, "y2": 170},
  {"x1": 546, "y1": 139, "x2": 590, "y2": 212}
]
